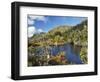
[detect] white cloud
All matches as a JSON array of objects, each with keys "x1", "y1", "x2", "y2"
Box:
[
  {"x1": 28, "y1": 19, "x2": 34, "y2": 25},
  {"x1": 28, "y1": 15, "x2": 46, "y2": 37},
  {"x1": 28, "y1": 26, "x2": 44, "y2": 38},
  {"x1": 37, "y1": 29, "x2": 43, "y2": 33},
  {"x1": 29, "y1": 15, "x2": 47, "y2": 22},
  {"x1": 28, "y1": 26, "x2": 36, "y2": 38}
]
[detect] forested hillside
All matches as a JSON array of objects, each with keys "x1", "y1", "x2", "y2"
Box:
[{"x1": 29, "y1": 20, "x2": 87, "y2": 46}]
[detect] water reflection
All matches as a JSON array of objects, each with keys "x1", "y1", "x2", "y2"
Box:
[{"x1": 28, "y1": 43, "x2": 83, "y2": 66}]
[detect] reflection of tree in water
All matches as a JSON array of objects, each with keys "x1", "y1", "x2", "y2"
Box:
[
  {"x1": 28, "y1": 45, "x2": 68, "y2": 66},
  {"x1": 28, "y1": 43, "x2": 87, "y2": 66},
  {"x1": 70, "y1": 43, "x2": 81, "y2": 55},
  {"x1": 29, "y1": 42, "x2": 52, "y2": 66}
]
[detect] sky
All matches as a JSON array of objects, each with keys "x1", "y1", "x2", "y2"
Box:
[{"x1": 28, "y1": 15, "x2": 87, "y2": 37}]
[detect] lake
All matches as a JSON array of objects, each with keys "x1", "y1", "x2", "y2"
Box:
[{"x1": 28, "y1": 43, "x2": 84, "y2": 66}]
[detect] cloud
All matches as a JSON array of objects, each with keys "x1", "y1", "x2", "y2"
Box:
[
  {"x1": 28, "y1": 26, "x2": 36, "y2": 37},
  {"x1": 29, "y1": 15, "x2": 46, "y2": 21},
  {"x1": 37, "y1": 29, "x2": 43, "y2": 33},
  {"x1": 28, "y1": 15, "x2": 46, "y2": 37},
  {"x1": 28, "y1": 26, "x2": 44, "y2": 38},
  {"x1": 28, "y1": 15, "x2": 47, "y2": 25},
  {"x1": 28, "y1": 19, "x2": 34, "y2": 25}
]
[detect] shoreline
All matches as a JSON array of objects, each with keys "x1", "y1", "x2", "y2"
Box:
[{"x1": 29, "y1": 42, "x2": 87, "y2": 47}]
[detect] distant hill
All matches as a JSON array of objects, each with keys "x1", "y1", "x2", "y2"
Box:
[{"x1": 48, "y1": 25, "x2": 72, "y2": 34}]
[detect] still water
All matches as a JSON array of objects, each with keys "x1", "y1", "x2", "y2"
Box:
[{"x1": 30, "y1": 44, "x2": 83, "y2": 64}]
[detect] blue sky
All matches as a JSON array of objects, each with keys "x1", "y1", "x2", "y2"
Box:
[{"x1": 28, "y1": 15, "x2": 87, "y2": 37}]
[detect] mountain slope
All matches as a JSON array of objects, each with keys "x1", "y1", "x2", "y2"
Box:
[{"x1": 28, "y1": 20, "x2": 88, "y2": 46}]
